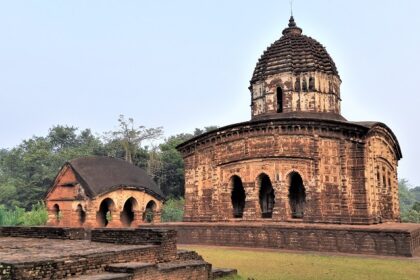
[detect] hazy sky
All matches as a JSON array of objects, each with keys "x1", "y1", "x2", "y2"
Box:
[{"x1": 0, "y1": 1, "x2": 419, "y2": 186}]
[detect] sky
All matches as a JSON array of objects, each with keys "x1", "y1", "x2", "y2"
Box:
[{"x1": 0, "y1": 0, "x2": 419, "y2": 186}]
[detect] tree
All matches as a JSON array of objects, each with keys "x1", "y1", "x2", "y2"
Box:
[
  {"x1": 0, "y1": 126, "x2": 105, "y2": 209},
  {"x1": 105, "y1": 115, "x2": 163, "y2": 163},
  {"x1": 398, "y1": 179, "x2": 417, "y2": 213}
]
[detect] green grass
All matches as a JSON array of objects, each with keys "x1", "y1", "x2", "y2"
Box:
[{"x1": 180, "y1": 245, "x2": 420, "y2": 280}]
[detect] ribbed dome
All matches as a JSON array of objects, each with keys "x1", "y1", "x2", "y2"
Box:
[{"x1": 251, "y1": 16, "x2": 339, "y2": 83}]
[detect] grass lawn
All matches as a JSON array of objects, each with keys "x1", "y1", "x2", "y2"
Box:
[{"x1": 180, "y1": 245, "x2": 420, "y2": 280}]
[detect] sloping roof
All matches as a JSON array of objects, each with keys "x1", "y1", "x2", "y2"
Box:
[
  {"x1": 251, "y1": 16, "x2": 339, "y2": 83},
  {"x1": 68, "y1": 156, "x2": 164, "y2": 199}
]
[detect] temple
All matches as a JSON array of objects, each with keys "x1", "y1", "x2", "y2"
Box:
[{"x1": 176, "y1": 16, "x2": 402, "y2": 225}]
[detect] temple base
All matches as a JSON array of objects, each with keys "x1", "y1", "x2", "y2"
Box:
[{"x1": 151, "y1": 222, "x2": 420, "y2": 257}]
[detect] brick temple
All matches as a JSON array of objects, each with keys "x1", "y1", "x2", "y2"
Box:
[
  {"x1": 154, "y1": 16, "x2": 420, "y2": 257},
  {"x1": 177, "y1": 16, "x2": 402, "y2": 225},
  {"x1": 45, "y1": 156, "x2": 164, "y2": 228}
]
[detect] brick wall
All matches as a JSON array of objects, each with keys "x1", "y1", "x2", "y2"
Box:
[
  {"x1": 91, "y1": 228, "x2": 178, "y2": 261},
  {"x1": 154, "y1": 223, "x2": 420, "y2": 257},
  {"x1": 0, "y1": 226, "x2": 88, "y2": 240}
]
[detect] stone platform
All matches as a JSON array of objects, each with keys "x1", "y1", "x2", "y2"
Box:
[
  {"x1": 0, "y1": 227, "x2": 236, "y2": 280},
  {"x1": 152, "y1": 222, "x2": 420, "y2": 257}
]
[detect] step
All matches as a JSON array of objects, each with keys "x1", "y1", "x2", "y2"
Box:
[
  {"x1": 177, "y1": 249, "x2": 204, "y2": 261},
  {"x1": 67, "y1": 272, "x2": 133, "y2": 280},
  {"x1": 106, "y1": 262, "x2": 156, "y2": 274},
  {"x1": 157, "y1": 260, "x2": 210, "y2": 272},
  {"x1": 212, "y1": 268, "x2": 238, "y2": 279}
]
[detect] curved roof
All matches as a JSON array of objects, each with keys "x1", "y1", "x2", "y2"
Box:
[
  {"x1": 251, "y1": 16, "x2": 339, "y2": 83},
  {"x1": 68, "y1": 156, "x2": 164, "y2": 199},
  {"x1": 177, "y1": 117, "x2": 402, "y2": 161}
]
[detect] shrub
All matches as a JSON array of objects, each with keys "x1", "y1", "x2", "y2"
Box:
[
  {"x1": 0, "y1": 201, "x2": 48, "y2": 226},
  {"x1": 161, "y1": 197, "x2": 184, "y2": 222}
]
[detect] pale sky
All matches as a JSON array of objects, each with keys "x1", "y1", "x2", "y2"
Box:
[{"x1": 0, "y1": 1, "x2": 419, "y2": 186}]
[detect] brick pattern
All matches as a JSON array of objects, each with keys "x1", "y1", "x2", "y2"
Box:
[
  {"x1": 91, "y1": 228, "x2": 177, "y2": 262},
  {"x1": 0, "y1": 226, "x2": 88, "y2": 240},
  {"x1": 153, "y1": 223, "x2": 420, "y2": 257},
  {"x1": 178, "y1": 119, "x2": 400, "y2": 225},
  {"x1": 0, "y1": 227, "x2": 214, "y2": 279},
  {"x1": 45, "y1": 166, "x2": 163, "y2": 228}
]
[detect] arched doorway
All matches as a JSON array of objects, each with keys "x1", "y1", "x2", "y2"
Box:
[
  {"x1": 143, "y1": 200, "x2": 157, "y2": 223},
  {"x1": 288, "y1": 172, "x2": 306, "y2": 218},
  {"x1": 97, "y1": 198, "x2": 115, "y2": 227},
  {"x1": 230, "y1": 175, "x2": 246, "y2": 218},
  {"x1": 53, "y1": 204, "x2": 61, "y2": 223},
  {"x1": 258, "y1": 174, "x2": 275, "y2": 218},
  {"x1": 121, "y1": 197, "x2": 138, "y2": 227},
  {"x1": 76, "y1": 204, "x2": 86, "y2": 226},
  {"x1": 276, "y1": 87, "x2": 283, "y2": 113}
]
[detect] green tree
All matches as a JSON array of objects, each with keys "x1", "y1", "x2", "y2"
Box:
[
  {"x1": 0, "y1": 126, "x2": 105, "y2": 209},
  {"x1": 398, "y1": 179, "x2": 417, "y2": 213},
  {"x1": 105, "y1": 115, "x2": 163, "y2": 163}
]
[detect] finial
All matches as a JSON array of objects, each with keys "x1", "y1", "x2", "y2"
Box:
[
  {"x1": 282, "y1": 14, "x2": 302, "y2": 36},
  {"x1": 290, "y1": 0, "x2": 294, "y2": 17},
  {"x1": 289, "y1": 16, "x2": 297, "y2": 27}
]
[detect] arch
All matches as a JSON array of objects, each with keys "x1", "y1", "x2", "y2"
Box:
[
  {"x1": 143, "y1": 200, "x2": 157, "y2": 223},
  {"x1": 96, "y1": 198, "x2": 115, "y2": 227},
  {"x1": 76, "y1": 204, "x2": 86, "y2": 225},
  {"x1": 309, "y1": 77, "x2": 315, "y2": 91},
  {"x1": 288, "y1": 172, "x2": 306, "y2": 218},
  {"x1": 258, "y1": 173, "x2": 275, "y2": 218},
  {"x1": 276, "y1": 87, "x2": 283, "y2": 113},
  {"x1": 121, "y1": 197, "x2": 138, "y2": 227},
  {"x1": 302, "y1": 78, "x2": 308, "y2": 91},
  {"x1": 295, "y1": 78, "x2": 301, "y2": 91},
  {"x1": 53, "y1": 204, "x2": 61, "y2": 222},
  {"x1": 230, "y1": 175, "x2": 246, "y2": 218}
]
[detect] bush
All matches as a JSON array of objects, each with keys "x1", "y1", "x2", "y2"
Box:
[
  {"x1": 161, "y1": 197, "x2": 184, "y2": 222},
  {"x1": 0, "y1": 201, "x2": 48, "y2": 226}
]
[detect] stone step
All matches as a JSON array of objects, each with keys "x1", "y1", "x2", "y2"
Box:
[
  {"x1": 106, "y1": 262, "x2": 156, "y2": 274},
  {"x1": 67, "y1": 272, "x2": 133, "y2": 280},
  {"x1": 157, "y1": 260, "x2": 211, "y2": 272},
  {"x1": 177, "y1": 249, "x2": 204, "y2": 261},
  {"x1": 212, "y1": 268, "x2": 238, "y2": 279}
]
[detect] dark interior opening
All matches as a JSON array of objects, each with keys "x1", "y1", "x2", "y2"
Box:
[
  {"x1": 276, "y1": 87, "x2": 283, "y2": 113},
  {"x1": 259, "y1": 174, "x2": 275, "y2": 218},
  {"x1": 143, "y1": 200, "x2": 157, "y2": 223},
  {"x1": 97, "y1": 198, "x2": 114, "y2": 227},
  {"x1": 76, "y1": 204, "x2": 86, "y2": 225},
  {"x1": 121, "y1": 197, "x2": 137, "y2": 227},
  {"x1": 231, "y1": 176, "x2": 246, "y2": 218},
  {"x1": 288, "y1": 172, "x2": 306, "y2": 218},
  {"x1": 53, "y1": 204, "x2": 60, "y2": 222}
]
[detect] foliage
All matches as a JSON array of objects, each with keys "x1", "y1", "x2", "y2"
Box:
[
  {"x1": 0, "y1": 117, "x2": 217, "y2": 211},
  {"x1": 0, "y1": 126, "x2": 106, "y2": 209},
  {"x1": 105, "y1": 115, "x2": 163, "y2": 163},
  {"x1": 161, "y1": 197, "x2": 184, "y2": 222},
  {"x1": 181, "y1": 245, "x2": 420, "y2": 280},
  {"x1": 0, "y1": 201, "x2": 48, "y2": 226},
  {"x1": 399, "y1": 179, "x2": 420, "y2": 223}
]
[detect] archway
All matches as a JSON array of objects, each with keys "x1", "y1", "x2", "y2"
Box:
[
  {"x1": 121, "y1": 197, "x2": 138, "y2": 227},
  {"x1": 53, "y1": 204, "x2": 61, "y2": 223},
  {"x1": 143, "y1": 200, "x2": 157, "y2": 223},
  {"x1": 230, "y1": 175, "x2": 246, "y2": 218},
  {"x1": 276, "y1": 87, "x2": 283, "y2": 113},
  {"x1": 288, "y1": 172, "x2": 306, "y2": 218},
  {"x1": 97, "y1": 198, "x2": 115, "y2": 227},
  {"x1": 76, "y1": 204, "x2": 86, "y2": 225},
  {"x1": 258, "y1": 174, "x2": 275, "y2": 218}
]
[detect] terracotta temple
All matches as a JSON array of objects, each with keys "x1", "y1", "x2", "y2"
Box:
[
  {"x1": 45, "y1": 156, "x2": 164, "y2": 227},
  {"x1": 176, "y1": 16, "x2": 402, "y2": 225}
]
